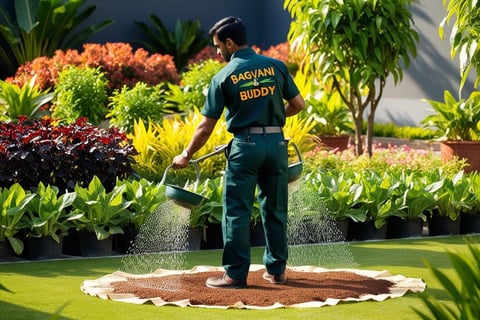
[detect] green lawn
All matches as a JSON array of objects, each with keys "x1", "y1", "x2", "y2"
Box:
[{"x1": 0, "y1": 235, "x2": 478, "y2": 320}]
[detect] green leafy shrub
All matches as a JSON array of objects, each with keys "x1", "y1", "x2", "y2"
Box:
[
  {"x1": 371, "y1": 122, "x2": 437, "y2": 140},
  {"x1": 0, "y1": 76, "x2": 53, "y2": 121},
  {"x1": 72, "y1": 176, "x2": 132, "y2": 240},
  {"x1": 164, "y1": 59, "x2": 225, "y2": 112},
  {"x1": 107, "y1": 82, "x2": 172, "y2": 133},
  {"x1": 117, "y1": 178, "x2": 166, "y2": 231},
  {"x1": 0, "y1": 0, "x2": 113, "y2": 77},
  {"x1": 52, "y1": 66, "x2": 108, "y2": 125},
  {"x1": 135, "y1": 17, "x2": 209, "y2": 71},
  {"x1": 302, "y1": 145, "x2": 468, "y2": 225},
  {"x1": 128, "y1": 109, "x2": 231, "y2": 183},
  {"x1": 413, "y1": 239, "x2": 480, "y2": 319},
  {"x1": 23, "y1": 182, "x2": 78, "y2": 243},
  {"x1": 0, "y1": 183, "x2": 36, "y2": 254}
]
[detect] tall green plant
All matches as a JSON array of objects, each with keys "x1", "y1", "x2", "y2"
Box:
[
  {"x1": 72, "y1": 176, "x2": 132, "y2": 240},
  {"x1": 52, "y1": 66, "x2": 109, "y2": 125},
  {"x1": 413, "y1": 239, "x2": 480, "y2": 319},
  {"x1": 0, "y1": 0, "x2": 113, "y2": 77},
  {"x1": 0, "y1": 183, "x2": 36, "y2": 254},
  {"x1": 285, "y1": 0, "x2": 419, "y2": 156},
  {"x1": 107, "y1": 82, "x2": 172, "y2": 133},
  {"x1": 135, "y1": 17, "x2": 209, "y2": 71},
  {"x1": 164, "y1": 59, "x2": 225, "y2": 111},
  {"x1": 421, "y1": 90, "x2": 480, "y2": 141},
  {"x1": 23, "y1": 182, "x2": 78, "y2": 243},
  {"x1": 118, "y1": 178, "x2": 166, "y2": 231},
  {"x1": 0, "y1": 76, "x2": 53, "y2": 121},
  {"x1": 440, "y1": 0, "x2": 480, "y2": 91}
]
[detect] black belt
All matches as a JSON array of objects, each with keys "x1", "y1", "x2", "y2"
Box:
[{"x1": 234, "y1": 126, "x2": 283, "y2": 134}]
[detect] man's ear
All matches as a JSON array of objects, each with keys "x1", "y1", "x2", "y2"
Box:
[{"x1": 225, "y1": 38, "x2": 234, "y2": 49}]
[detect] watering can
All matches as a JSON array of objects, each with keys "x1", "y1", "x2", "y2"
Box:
[
  {"x1": 160, "y1": 145, "x2": 227, "y2": 209},
  {"x1": 287, "y1": 140, "x2": 303, "y2": 183}
]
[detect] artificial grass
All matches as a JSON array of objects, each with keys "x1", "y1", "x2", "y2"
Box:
[{"x1": 0, "y1": 235, "x2": 478, "y2": 320}]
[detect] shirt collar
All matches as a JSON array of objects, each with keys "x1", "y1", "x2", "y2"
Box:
[{"x1": 231, "y1": 47, "x2": 255, "y2": 60}]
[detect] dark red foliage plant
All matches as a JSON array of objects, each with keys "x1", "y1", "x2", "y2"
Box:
[{"x1": 0, "y1": 116, "x2": 137, "y2": 193}]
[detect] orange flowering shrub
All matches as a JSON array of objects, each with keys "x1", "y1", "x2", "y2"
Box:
[{"x1": 8, "y1": 43, "x2": 179, "y2": 91}]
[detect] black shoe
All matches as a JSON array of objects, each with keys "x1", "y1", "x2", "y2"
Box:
[
  {"x1": 262, "y1": 271, "x2": 286, "y2": 284},
  {"x1": 206, "y1": 273, "x2": 247, "y2": 289}
]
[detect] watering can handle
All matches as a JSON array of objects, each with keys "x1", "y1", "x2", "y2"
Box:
[
  {"x1": 289, "y1": 141, "x2": 303, "y2": 163},
  {"x1": 161, "y1": 145, "x2": 227, "y2": 190},
  {"x1": 190, "y1": 144, "x2": 228, "y2": 164},
  {"x1": 160, "y1": 162, "x2": 202, "y2": 193}
]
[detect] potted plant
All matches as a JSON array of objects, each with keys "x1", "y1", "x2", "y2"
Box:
[
  {"x1": 0, "y1": 183, "x2": 36, "y2": 260},
  {"x1": 312, "y1": 169, "x2": 367, "y2": 239},
  {"x1": 421, "y1": 90, "x2": 480, "y2": 173},
  {"x1": 428, "y1": 170, "x2": 472, "y2": 236},
  {"x1": 420, "y1": 0, "x2": 480, "y2": 172},
  {"x1": 115, "y1": 178, "x2": 166, "y2": 253},
  {"x1": 461, "y1": 173, "x2": 480, "y2": 234},
  {"x1": 387, "y1": 171, "x2": 442, "y2": 239},
  {"x1": 23, "y1": 182, "x2": 78, "y2": 260},
  {"x1": 71, "y1": 176, "x2": 132, "y2": 257},
  {"x1": 293, "y1": 71, "x2": 352, "y2": 151},
  {"x1": 191, "y1": 177, "x2": 223, "y2": 250}
]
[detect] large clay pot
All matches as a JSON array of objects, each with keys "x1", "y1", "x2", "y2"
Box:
[
  {"x1": 440, "y1": 141, "x2": 480, "y2": 173},
  {"x1": 318, "y1": 135, "x2": 350, "y2": 151}
]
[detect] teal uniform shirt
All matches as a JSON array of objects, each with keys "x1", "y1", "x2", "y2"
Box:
[
  {"x1": 201, "y1": 48, "x2": 299, "y2": 132},
  {"x1": 200, "y1": 47, "x2": 300, "y2": 280}
]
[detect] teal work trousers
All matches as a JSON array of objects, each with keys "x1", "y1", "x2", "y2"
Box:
[{"x1": 222, "y1": 132, "x2": 288, "y2": 280}]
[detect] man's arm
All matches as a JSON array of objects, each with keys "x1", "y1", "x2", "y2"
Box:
[
  {"x1": 285, "y1": 94, "x2": 305, "y2": 117},
  {"x1": 172, "y1": 116, "x2": 218, "y2": 169}
]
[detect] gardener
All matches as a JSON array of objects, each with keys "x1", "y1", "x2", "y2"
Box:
[{"x1": 172, "y1": 16, "x2": 305, "y2": 289}]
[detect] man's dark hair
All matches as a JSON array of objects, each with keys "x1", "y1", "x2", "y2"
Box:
[{"x1": 209, "y1": 16, "x2": 247, "y2": 45}]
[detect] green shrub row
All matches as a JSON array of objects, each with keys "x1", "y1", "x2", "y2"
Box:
[{"x1": 0, "y1": 177, "x2": 165, "y2": 255}]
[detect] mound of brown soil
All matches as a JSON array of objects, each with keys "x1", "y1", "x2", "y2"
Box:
[
  {"x1": 81, "y1": 265, "x2": 426, "y2": 309},
  {"x1": 112, "y1": 269, "x2": 393, "y2": 307}
]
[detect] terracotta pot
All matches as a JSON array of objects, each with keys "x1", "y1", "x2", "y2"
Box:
[
  {"x1": 440, "y1": 141, "x2": 480, "y2": 173},
  {"x1": 318, "y1": 135, "x2": 350, "y2": 151}
]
